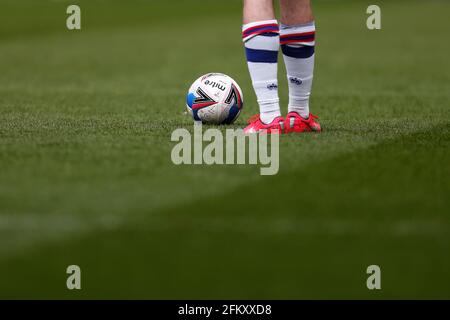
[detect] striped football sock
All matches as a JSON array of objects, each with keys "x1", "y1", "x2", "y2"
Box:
[
  {"x1": 280, "y1": 21, "x2": 316, "y2": 119},
  {"x1": 243, "y1": 19, "x2": 281, "y2": 124}
]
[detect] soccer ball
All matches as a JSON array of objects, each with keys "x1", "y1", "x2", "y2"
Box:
[{"x1": 186, "y1": 73, "x2": 244, "y2": 124}]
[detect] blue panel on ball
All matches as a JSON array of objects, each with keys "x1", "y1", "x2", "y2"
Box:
[
  {"x1": 186, "y1": 92, "x2": 196, "y2": 109},
  {"x1": 222, "y1": 104, "x2": 241, "y2": 124},
  {"x1": 192, "y1": 109, "x2": 201, "y2": 121}
]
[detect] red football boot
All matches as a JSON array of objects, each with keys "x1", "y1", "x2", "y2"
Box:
[{"x1": 284, "y1": 112, "x2": 321, "y2": 133}]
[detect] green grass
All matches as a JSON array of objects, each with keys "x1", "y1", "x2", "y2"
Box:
[{"x1": 0, "y1": 0, "x2": 449, "y2": 299}]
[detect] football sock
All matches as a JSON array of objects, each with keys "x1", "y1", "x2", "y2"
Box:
[
  {"x1": 280, "y1": 21, "x2": 316, "y2": 119},
  {"x1": 243, "y1": 19, "x2": 281, "y2": 124}
]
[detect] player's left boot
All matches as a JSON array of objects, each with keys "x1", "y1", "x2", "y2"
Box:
[{"x1": 284, "y1": 112, "x2": 321, "y2": 133}]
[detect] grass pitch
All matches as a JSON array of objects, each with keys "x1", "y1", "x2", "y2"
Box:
[{"x1": 0, "y1": 0, "x2": 449, "y2": 299}]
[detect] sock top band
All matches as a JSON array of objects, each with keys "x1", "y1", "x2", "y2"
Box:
[
  {"x1": 242, "y1": 19, "x2": 278, "y2": 31},
  {"x1": 242, "y1": 19, "x2": 279, "y2": 42},
  {"x1": 280, "y1": 21, "x2": 315, "y2": 30},
  {"x1": 280, "y1": 21, "x2": 315, "y2": 46}
]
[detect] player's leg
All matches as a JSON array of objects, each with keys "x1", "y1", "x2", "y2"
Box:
[
  {"x1": 242, "y1": 0, "x2": 284, "y2": 133},
  {"x1": 279, "y1": 0, "x2": 321, "y2": 132},
  {"x1": 243, "y1": 0, "x2": 275, "y2": 24}
]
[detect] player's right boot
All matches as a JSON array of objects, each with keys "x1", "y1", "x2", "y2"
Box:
[
  {"x1": 284, "y1": 112, "x2": 321, "y2": 133},
  {"x1": 243, "y1": 114, "x2": 284, "y2": 134}
]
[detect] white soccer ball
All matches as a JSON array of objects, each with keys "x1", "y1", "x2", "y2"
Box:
[{"x1": 186, "y1": 73, "x2": 244, "y2": 124}]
